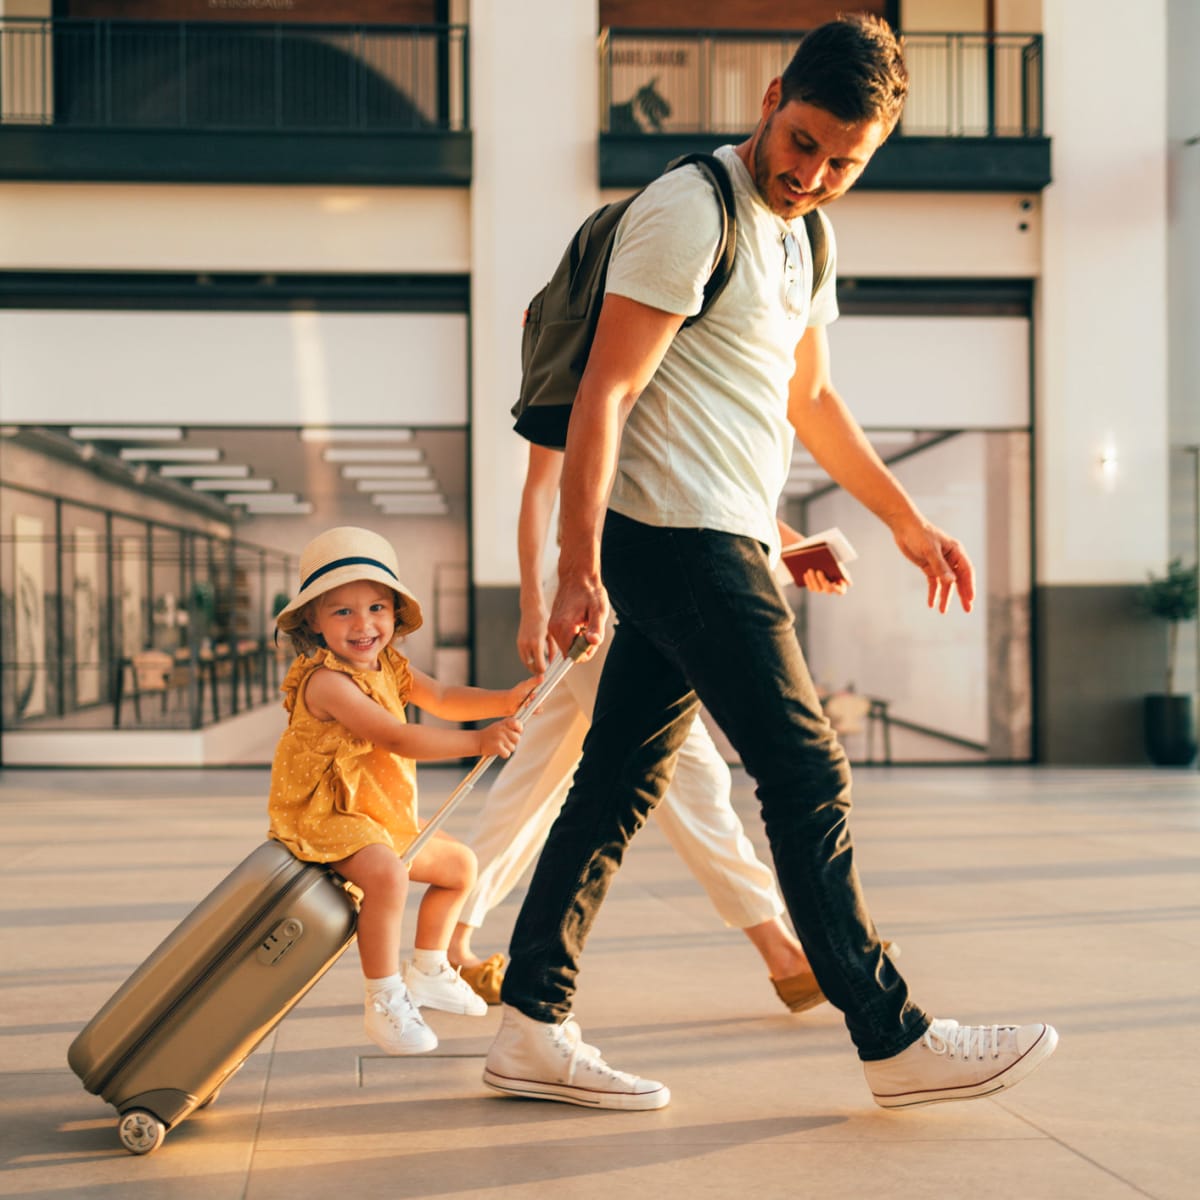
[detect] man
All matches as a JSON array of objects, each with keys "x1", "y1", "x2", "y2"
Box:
[
  {"x1": 449, "y1": 441, "x2": 850, "y2": 1011},
  {"x1": 483, "y1": 15, "x2": 1057, "y2": 1111}
]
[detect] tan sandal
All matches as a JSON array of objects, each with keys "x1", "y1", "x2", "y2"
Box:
[
  {"x1": 772, "y1": 968, "x2": 825, "y2": 1013},
  {"x1": 771, "y1": 939, "x2": 899, "y2": 1013},
  {"x1": 456, "y1": 953, "x2": 505, "y2": 1005}
]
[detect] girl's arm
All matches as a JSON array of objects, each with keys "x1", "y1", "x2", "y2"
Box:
[
  {"x1": 407, "y1": 666, "x2": 538, "y2": 723},
  {"x1": 305, "y1": 668, "x2": 522, "y2": 761}
]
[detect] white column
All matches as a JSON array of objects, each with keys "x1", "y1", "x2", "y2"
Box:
[
  {"x1": 468, "y1": 0, "x2": 599, "y2": 586},
  {"x1": 1037, "y1": 0, "x2": 1170, "y2": 583}
]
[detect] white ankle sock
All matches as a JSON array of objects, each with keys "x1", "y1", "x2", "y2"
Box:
[
  {"x1": 365, "y1": 972, "x2": 403, "y2": 998},
  {"x1": 411, "y1": 948, "x2": 448, "y2": 977}
]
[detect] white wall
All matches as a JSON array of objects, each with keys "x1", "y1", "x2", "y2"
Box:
[
  {"x1": 1038, "y1": 0, "x2": 1169, "y2": 584},
  {"x1": 468, "y1": 0, "x2": 600, "y2": 586},
  {"x1": 827, "y1": 315, "x2": 1029, "y2": 428},
  {"x1": 830, "y1": 191, "x2": 1041, "y2": 277},
  {"x1": 0, "y1": 185, "x2": 469, "y2": 274},
  {"x1": 0, "y1": 311, "x2": 467, "y2": 427}
]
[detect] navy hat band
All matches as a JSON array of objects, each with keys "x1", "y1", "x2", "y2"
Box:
[{"x1": 300, "y1": 555, "x2": 400, "y2": 594}]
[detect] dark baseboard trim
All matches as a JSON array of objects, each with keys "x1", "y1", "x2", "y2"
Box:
[{"x1": 0, "y1": 270, "x2": 470, "y2": 313}]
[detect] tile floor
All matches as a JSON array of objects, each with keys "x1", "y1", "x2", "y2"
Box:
[{"x1": 0, "y1": 764, "x2": 1196, "y2": 1199}]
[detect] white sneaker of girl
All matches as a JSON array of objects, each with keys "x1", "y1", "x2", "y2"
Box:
[
  {"x1": 403, "y1": 959, "x2": 489, "y2": 1017},
  {"x1": 364, "y1": 985, "x2": 438, "y2": 1055}
]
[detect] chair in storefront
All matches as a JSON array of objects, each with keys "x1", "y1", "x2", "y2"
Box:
[{"x1": 113, "y1": 650, "x2": 179, "y2": 727}]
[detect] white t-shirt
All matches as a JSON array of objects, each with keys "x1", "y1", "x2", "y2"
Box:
[{"x1": 604, "y1": 143, "x2": 838, "y2": 560}]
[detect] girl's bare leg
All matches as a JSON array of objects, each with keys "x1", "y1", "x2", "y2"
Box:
[
  {"x1": 334, "y1": 843, "x2": 409, "y2": 979},
  {"x1": 408, "y1": 831, "x2": 478, "y2": 952}
]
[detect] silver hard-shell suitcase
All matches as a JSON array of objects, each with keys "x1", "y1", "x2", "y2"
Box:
[
  {"x1": 67, "y1": 638, "x2": 586, "y2": 1155},
  {"x1": 67, "y1": 841, "x2": 358, "y2": 1155}
]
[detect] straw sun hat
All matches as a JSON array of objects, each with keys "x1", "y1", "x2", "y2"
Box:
[{"x1": 276, "y1": 526, "x2": 423, "y2": 635}]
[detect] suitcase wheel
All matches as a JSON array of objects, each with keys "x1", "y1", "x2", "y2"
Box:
[{"x1": 117, "y1": 1109, "x2": 166, "y2": 1156}]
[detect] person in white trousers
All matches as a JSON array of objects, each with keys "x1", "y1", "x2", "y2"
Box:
[{"x1": 448, "y1": 443, "x2": 848, "y2": 1012}]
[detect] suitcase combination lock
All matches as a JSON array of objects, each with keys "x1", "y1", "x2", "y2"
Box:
[{"x1": 257, "y1": 917, "x2": 304, "y2": 965}]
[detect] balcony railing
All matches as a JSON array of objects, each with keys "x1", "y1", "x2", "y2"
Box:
[
  {"x1": 0, "y1": 17, "x2": 470, "y2": 183},
  {"x1": 600, "y1": 27, "x2": 1042, "y2": 138},
  {"x1": 0, "y1": 17, "x2": 467, "y2": 131},
  {"x1": 598, "y1": 27, "x2": 1049, "y2": 191}
]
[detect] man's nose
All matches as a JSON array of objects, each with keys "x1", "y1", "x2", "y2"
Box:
[{"x1": 792, "y1": 154, "x2": 828, "y2": 193}]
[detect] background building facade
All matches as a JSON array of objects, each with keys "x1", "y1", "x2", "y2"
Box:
[{"x1": 0, "y1": 0, "x2": 1195, "y2": 768}]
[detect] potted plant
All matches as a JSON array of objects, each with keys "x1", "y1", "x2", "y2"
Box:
[
  {"x1": 189, "y1": 581, "x2": 216, "y2": 652},
  {"x1": 1137, "y1": 558, "x2": 1198, "y2": 766}
]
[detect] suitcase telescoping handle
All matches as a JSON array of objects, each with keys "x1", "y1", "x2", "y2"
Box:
[{"x1": 399, "y1": 632, "x2": 591, "y2": 866}]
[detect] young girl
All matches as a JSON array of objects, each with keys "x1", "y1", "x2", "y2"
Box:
[{"x1": 270, "y1": 526, "x2": 537, "y2": 1055}]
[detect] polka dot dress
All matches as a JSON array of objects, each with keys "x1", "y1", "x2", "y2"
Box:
[{"x1": 268, "y1": 646, "x2": 420, "y2": 863}]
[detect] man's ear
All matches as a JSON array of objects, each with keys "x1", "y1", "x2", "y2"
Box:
[{"x1": 761, "y1": 76, "x2": 783, "y2": 120}]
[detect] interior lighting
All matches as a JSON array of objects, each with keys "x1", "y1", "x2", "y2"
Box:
[
  {"x1": 69, "y1": 426, "x2": 184, "y2": 441},
  {"x1": 237, "y1": 501, "x2": 314, "y2": 516},
  {"x1": 301, "y1": 427, "x2": 413, "y2": 443},
  {"x1": 340, "y1": 464, "x2": 428, "y2": 479},
  {"x1": 225, "y1": 492, "x2": 300, "y2": 505},
  {"x1": 1098, "y1": 440, "x2": 1119, "y2": 491},
  {"x1": 160, "y1": 465, "x2": 251, "y2": 479},
  {"x1": 119, "y1": 447, "x2": 221, "y2": 463},
  {"x1": 356, "y1": 474, "x2": 434, "y2": 490},
  {"x1": 375, "y1": 496, "x2": 449, "y2": 514},
  {"x1": 322, "y1": 448, "x2": 424, "y2": 464},
  {"x1": 366, "y1": 481, "x2": 439, "y2": 496},
  {"x1": 192, "y1": 478, "x2": 274, "y2": 492}
]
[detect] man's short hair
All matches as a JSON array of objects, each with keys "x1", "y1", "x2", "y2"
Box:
[{"x1": 779, "y1": 14, "x2": 909, "y2": 136}]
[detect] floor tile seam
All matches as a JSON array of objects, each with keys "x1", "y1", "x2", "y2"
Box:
[
  {"x1": 0, "y1": 1068, "x2": 79, "y2": 1078},
  {"x1": 241, "y1": 1132, "x2": 1067, "y2": 1156},
  {"x1": 239, "y1": 1027, "x2": 280, "y2": 1200},
  {"x1": 995, "y1": 1102, "x2": 1162, "y2": 1198}
]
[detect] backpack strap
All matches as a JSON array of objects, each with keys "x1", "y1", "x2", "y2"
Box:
[
  {"x1": 663, "y1": 152, "x2": 738, "y2": 328},
  {"x1": 803, "y1": 208, "x2": 831, "y2": 302}
]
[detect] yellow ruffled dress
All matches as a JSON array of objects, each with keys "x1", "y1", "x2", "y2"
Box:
[{"x1": 268, "y1": 645, "x2": 420, "y2": 863}]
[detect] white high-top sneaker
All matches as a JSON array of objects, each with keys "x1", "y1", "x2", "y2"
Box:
[
  {"x1": 864, "y1": 1018, "x2": 1058, "y2": 1109},
  {"x1": 483, "y1": 1004, "x2": 669, "y2": 1111}
]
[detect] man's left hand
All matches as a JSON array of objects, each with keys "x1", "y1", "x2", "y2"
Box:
[{"x1": 893, "y1": 520, "x2": 975, "y2": 614}]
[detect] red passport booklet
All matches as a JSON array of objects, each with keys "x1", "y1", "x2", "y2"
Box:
[{"x1": 780, "y1": 528, "x2": 857, "y2": 587}]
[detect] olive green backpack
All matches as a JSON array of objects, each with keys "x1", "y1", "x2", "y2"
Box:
[{"x1": 511, "y1": 152, "x2": 828, "y2": 448}]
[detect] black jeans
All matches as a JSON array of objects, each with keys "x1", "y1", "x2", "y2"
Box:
[{"x1": 502, "y1": 511, "x2": 929, "y2": 1060}]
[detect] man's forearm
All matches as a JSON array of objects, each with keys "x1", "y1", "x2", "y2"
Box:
[
  {"x1": 794, "y1": 386, "x2": 923, "y2": 531},
  {"x1": 556, "y1": 386, "x2": 627, "y2": 581}
]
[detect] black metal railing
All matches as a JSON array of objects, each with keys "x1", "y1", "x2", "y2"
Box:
[
  {"x1": 599, "y1": 27, "x2": 1042, "y2": 139},
  {"x1": 0, "y1": 17, "x2": 468, "y2": 132}
]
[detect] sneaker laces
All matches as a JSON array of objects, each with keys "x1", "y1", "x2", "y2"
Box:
[
  {"x1": 372, "y1": 988, "x2": 422, "y2": 1030},
  {"x1": 923, "y1": 1019, "x2": 1017, "y2": 1061},
  {"x1": 551, "y1": 1016, "x2": 637, "y2": 1085}
]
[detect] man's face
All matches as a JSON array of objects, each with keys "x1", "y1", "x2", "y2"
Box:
[{"x1": 751, "y1": 86, "x2": 887, "y2": 219}]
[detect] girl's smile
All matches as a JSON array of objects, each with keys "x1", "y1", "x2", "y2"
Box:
[{"x1": 308, "y1": 579, "x2": 398, "y2": 671}]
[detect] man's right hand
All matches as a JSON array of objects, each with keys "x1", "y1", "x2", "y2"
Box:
[{"x1": 548, "y1": 566, "x2": 609, "y2": 662}]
